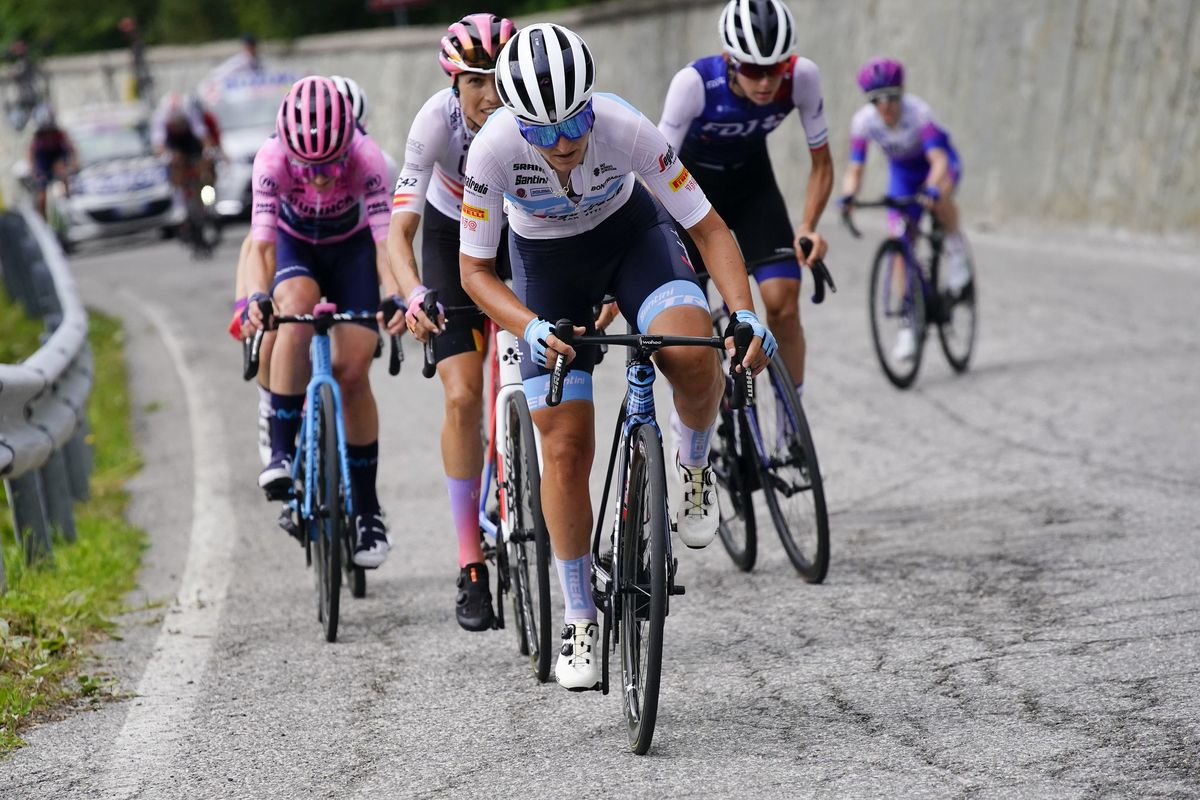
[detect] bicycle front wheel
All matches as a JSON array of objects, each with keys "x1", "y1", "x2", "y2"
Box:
[
  {"x1": 315, "y1": 384, "x2": 342, "y2": 642},
  {"x1": 869, "y1": 240, "x2": 926, "y2": 389},
  {"x1": 620, "y1": 424, "x2": 668, "y2": 755},
  {"x1": 504, "y1": 391, "x2": 552, "y2": 682},
  {"x1": 754, "y1": 357, "x2": 830, "y2": 583}
]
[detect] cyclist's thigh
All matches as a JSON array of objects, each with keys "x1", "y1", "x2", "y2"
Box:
[
  {"x1": 311, "y1": 228, "x2": 380, "y2": 333},
  {"x1": 272, "y1": 232, "x2": 321, "y2": 313},
  {"x1": 608, "y1": 189, "x2": 708, "y2": 337},
  {"x1": 421, "y1": 204, "x2": 486, "y2": 363},
  {"x1": 937, "y1": 147, "x2": 963, "y2": 197}
]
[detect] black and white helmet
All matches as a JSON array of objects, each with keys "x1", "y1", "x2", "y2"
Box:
[
  {"x1": 331, "y1": 75, "x2": 368, "y2": 126},
  {"x1": 495, "y1": 23, "x2": 595, "y2": 125},
  {"x1": 718, "y1": 0, "x2": 797, "y2": 65}
]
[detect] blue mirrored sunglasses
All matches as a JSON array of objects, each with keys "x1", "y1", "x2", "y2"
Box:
[{"x1": 517, "y1": 101, "x2": 595, "y2": 148}]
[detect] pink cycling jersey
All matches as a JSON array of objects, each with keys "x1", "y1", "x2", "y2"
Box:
[{"x1": 251, "y1": 133, "x2": 392, "y2": 245}]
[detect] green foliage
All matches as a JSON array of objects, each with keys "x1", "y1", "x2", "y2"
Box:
[
  {"x1": 0, "y1": 310, "x2": 145, "y2": 752},
  {"x1": 0, "y1": 284, "x2": 42, "y2": 364},
  {"x1": 1, "y1": 0, "x2": 603, "y2": 57}
]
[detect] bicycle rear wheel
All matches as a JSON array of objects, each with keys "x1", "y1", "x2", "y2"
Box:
[
  {"x1": 936, "y1": 254, "x2": 977, "y2": 373},
  {"x1": 315, "y1": 384, "x2": 342, "y2": 642},
  {"x1": 620, "y1": 424, "x2": 667, "y2": 755},
  {"x1": 504, "y1": 391, "x2": 552, "y2": 682},
  {"x1": 755, "y1": 357, "x2": 830, "y2": 583},
  {"x1": 869, "y1": 240, "x2": 926, "y2": 389},
  {"x1": 711, "y1": 401, "x2": 757, "y2": 571}
]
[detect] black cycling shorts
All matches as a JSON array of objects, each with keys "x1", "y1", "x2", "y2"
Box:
[
  {"x1": 509, "y1": 182, "x2": 706, "y2": 410},
  {"x1": 421, "y1": 203, "x2": 511, "y2": 364},
  {"x1": 677, "y1": 145, "x2": 801, "y2": 284},
  {"x1": 272, "y1": 227, "x2": 379, "y2": 331}
]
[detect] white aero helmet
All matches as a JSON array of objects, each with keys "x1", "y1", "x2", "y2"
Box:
[
  {"x1": 719, "y1": 0, "x2": 797, "y2": 65},
  {"x1": 495, "y1": 22, "x2": 595, "y2": 125},
  {"x1": 331, "y1": 75, "x2": 368, "y2": 126}
]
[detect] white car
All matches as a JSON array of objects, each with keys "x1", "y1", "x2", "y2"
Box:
[{"x1": 39, "y1": 105, "x2": 183, "y2": 250}]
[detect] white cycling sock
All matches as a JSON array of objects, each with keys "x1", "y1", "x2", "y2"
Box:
[{"x1": 257, "y1": 384, "x2": 271, "y2": 416}]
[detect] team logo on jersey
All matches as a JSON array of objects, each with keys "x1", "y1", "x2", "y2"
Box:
[
  {"x1": 512, "y1": 162, "x2": 544, "y2": 172},
  {"x1": 463, "y1": 175, "x2": 489, "y2": 195},
  {"x1": 657, "y1": 145, "x2": 677, "y2": 173},
  {"x1": 364, "y1": 175, "x2": 384, "y2": 192},
  {"x1": 669, "y1": 166, "x2": 690, "y2": 192},
  {"x1": 462, "y1": 203, "x2": 488, "y2": 221},
  {"x1": 406, "y1": 138, "x2": 426, "y2": 154},
  {"x1": 258, "y1": 174, "x2": 277, "y2": 191},
  {"x1": 515, "y1": 174, "x2": 548, "y2": 185},
  {"x1": 515, "y1": 187, "x2": 527, "y2": 198},
  {"x1": 593, "y1": 163, "x2": 617, "y2": 177}
]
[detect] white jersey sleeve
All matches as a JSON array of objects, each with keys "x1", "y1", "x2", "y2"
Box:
[
  {"x1": 633, "y1": 112, "x2": 711, "y2": 229},
  {"x1": 392, "y1": 92, "x2": 450, "y2": 218},
  {"x1": 457, "y1": 136, "x2": 509, "y2": 260},
  {"x1": 790, "y1": 57, "x2": 829, "y2": 150},
  {"x1": 657, "y1": 66, "x2": 705, "y2": 152}
]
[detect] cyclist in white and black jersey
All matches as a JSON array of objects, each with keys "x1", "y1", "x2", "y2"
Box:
[
  {"x1": 657, "y1": 0, "x2": 833, "y2": 400},
  {"x1": 459, "y1": 24, "x2": 777, "y2": 692},
  {"x1": 387, "y1": 14, "x2": 516, "y2": 633}
]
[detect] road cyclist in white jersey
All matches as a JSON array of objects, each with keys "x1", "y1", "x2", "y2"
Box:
[
  {"x1": 841, "y1": 57, "x2": 971, "y2": 362},
  {"x1": 386, "y1": 13, "x2": 518, "y2": 632},
  {"x1": 657, "y1": 0, "x2": 833, "y2": 402},
  {"x1": 457, "y1": 23, "x2": 777, "y2": 691}
]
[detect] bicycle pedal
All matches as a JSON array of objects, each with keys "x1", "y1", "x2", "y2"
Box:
[
  {"x1": 670, "y1": 583, "x2": 686, "y2": 596},
  {"x1": 263, "y1": 483, "x2": 292, "y2": 503}
]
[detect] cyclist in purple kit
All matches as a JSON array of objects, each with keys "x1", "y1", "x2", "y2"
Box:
[
  {"x1": 658, "y1": 0, "x2": 833, "y2": 400},
  {"x1": 841, "y1": 57, "x2": 972, "y2": 363}
]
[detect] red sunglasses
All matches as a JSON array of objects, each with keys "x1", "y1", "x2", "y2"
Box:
[{"x1": 732, "y1": 60, "x2": 790, "y2": 81}]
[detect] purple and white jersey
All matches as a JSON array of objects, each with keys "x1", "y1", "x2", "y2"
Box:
[
  {"x1": 657, "y1": 54, "x2": 829, "y2": 166},
  {"x1": 391, "y1": 88, "x2": 475, "y2": 221},
  {"x1": 848, "y1": 94, "x2": 955, "y2": 173},
  {"x1": 459, "y1": 93, "x2": 711, "y2": 259}
]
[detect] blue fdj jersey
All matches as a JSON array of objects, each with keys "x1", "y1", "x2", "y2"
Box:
[{"x1": 681, "y1": 55, "x2": 797, "y2": 165}]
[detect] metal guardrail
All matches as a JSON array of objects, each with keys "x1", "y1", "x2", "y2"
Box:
[{"x1": 0, "y1": 204, "x2": 94, "y2": 593}]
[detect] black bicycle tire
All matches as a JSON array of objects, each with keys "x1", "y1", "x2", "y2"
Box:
[
  {"x1": 621, "y1": 424, "x2": 667, "y2": 755},
  {"x1": 317, "y1": 384, "x2": 342, "y2": 642},
  {"x1": 713, "y1": 405, "x2": 758, "y2": 571},
  {"x1": 505, "y1": 392, "x2": 553, "y2": 682},
  {"x1": 869, "y1": 240, "x2": 925, "y2": 389},
  {"x1": 757, "y1": 357, "x2": 830, "y2": 583},
  {"x1": 937, "y1": 259, "x2": 977, "y2": 374}
]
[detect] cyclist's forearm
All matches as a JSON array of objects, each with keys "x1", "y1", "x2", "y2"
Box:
[
  {"x1": 461, "y1": 254, "x2": 533, "y2": 335},
  {"x1": 925, "y1": 147, "x2": 949, "y2": 188},
  {"x1": 688, "y1": 209, "x2": 754, "y2": 314},
  {"x1": 374, "y1": 243, "x2": 400, "y2": 298},
  {"x1": 385, "y1": 212, "x2": 423, "y2": 298},
  {"x1": 246, "y1": 240, "x2": 275, "y2": 298},
  {"x1": 798, "y1": 146, "x2": 833, "y2": 232},
  {"x1": 842, "y1": 162, "x2": 864, "y2": 198}
]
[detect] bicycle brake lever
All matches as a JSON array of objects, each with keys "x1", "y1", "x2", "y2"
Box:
[
  {"x1": 420, "y1": 290, "x2": 439, "y2": 379},
  {"x1": 546, "y1": 318, "x2": 575, "y2": 408}
]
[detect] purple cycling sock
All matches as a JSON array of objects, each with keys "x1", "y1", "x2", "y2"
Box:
[
  {"x1": 347, "y1": 441, "x2": 380, "y2": 516},
  {"x1": 447, "y1": 476, "x2": 483, "y2": 567},
  {"x1": 555, "y1": 553, "x2": 597, "y2": 622},
  {"x1": 269, "y1": 393, "x2": 304, "y2": 460}
]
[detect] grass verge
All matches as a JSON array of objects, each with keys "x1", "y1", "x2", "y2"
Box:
[
  {"x1": 0, "y1": 307, "x2": 145, "y2": 753},
  {"x1": 0, "y1": 284, "x2": 43, "y2": 363}
]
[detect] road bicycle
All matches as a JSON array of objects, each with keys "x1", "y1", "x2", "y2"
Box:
[
  {"x1": 545, "y1": 319, "x2": 753, "y2": 754},
  {"x1": 417, "y1": 291, "x2": 553, "y2": 681},
  {"x1": 245, "y1": 298, "x2": 401, "y2": 642},
  {"x1": 843, "y1": 197, "x2": 977, "y2": 389},
  {"x1": 707, "y1": 239, "x2": 833, "y2": 581}
]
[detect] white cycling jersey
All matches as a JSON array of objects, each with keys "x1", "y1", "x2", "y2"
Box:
[
  {"x1": 391, "y1": 87, "x2": 474, "y2": 221},
  {"x1": 459, "y1": 93, "x2": 711, "y2": 259}
]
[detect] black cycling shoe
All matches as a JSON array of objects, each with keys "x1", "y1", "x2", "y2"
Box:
[{"x1": 455, "y1": 562, "x2": 495, "y2": 632}]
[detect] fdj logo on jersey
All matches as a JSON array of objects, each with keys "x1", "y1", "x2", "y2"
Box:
[{"x1": 700, "y1": 112, "x2": 788, "y2": 138}]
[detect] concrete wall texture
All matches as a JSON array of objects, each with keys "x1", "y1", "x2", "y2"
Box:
[{"x1": 13, "y1": 0, "x2": 1200, "y2": 237}]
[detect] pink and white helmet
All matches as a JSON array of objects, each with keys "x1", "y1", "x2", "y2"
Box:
[
  {"x1": 276, "y1": 76, "x2": 355, "y2": 165},
  {"x1": 438, "y1": 13, "x2": 516, "y2": 76}
]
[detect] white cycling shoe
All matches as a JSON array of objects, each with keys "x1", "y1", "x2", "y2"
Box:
[
  {"x1": 892, "y1": 328, "x2": 917, "y2": 363},
  {"x1": 556, "y1": 621, "x2": 600, "y2": 691},
  {"x1": 945, "y1": 251, "x2": 973, "y2": 294},
  {"x1": 676, "y1": 460, "x2": 719, "y2": 549}
]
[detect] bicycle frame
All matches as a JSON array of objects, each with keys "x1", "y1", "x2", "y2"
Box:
[
  {"x1": 478, "y1": 322, "x2": 530, "y2": 548},
  {"x1": 289, "y1": 323, "x2": 353, "y2": 530}
]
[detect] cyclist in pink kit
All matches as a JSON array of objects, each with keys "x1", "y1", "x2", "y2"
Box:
[{"x1": 244, "y1": 76, "x2": 405, "y2": 568}]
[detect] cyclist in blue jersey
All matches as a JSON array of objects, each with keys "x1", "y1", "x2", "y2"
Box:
[
  {"x1": 658, "y1": 0, "x2": 832, "y2": 400},
  {"x1": 841, "y1": 57, "x2": 972, "y2": 362}
]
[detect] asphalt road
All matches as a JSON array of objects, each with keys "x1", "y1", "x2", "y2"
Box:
[{"x1": 2, "y1": 219, "x2": 1198, "y2": 799}]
